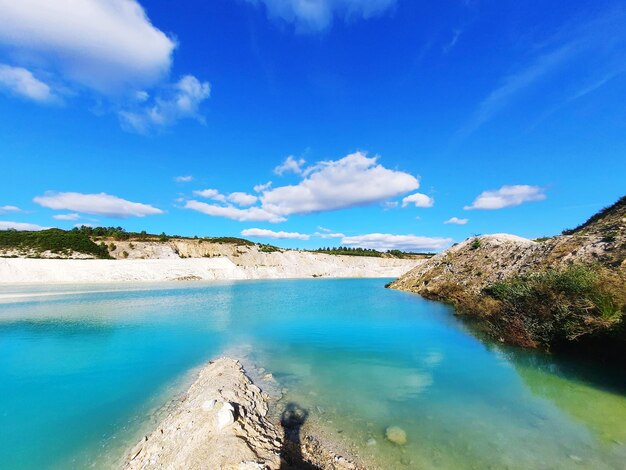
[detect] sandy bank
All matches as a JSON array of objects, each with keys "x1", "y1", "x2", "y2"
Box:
[{"x1": 0, "y1": 254, "x2": 420, "y2": 284}]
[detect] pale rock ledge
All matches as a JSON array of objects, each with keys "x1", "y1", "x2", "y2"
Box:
[{"x1": 123, "y1": 358, "x2": 282, "y2": 470}]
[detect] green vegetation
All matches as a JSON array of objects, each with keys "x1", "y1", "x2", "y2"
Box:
[
  {"x1": 203, "y1": 237, "x2": 255, "y2": 246},
  {"x1": 470, "y1": 238, "x2": 482, "y2": 250},
  {"x1": 602, "y1": 231, "x2": 617, "y2": 243},
  {"x1": 259, "y1": 244, "x2": 280, "y2": 253},
  {"x1": 0, "y1": 229, "x2": 111, "y2": 259},
  {"x1": 481, "y1": 264, "x2": 625, "y2": 348},
  {"x1": 311, "y1": 247, "x2": 432, "y2": 258},
  {"x1": 313, "y1": 246, "x2": 384, "y2": 257},
  {"x1": 73, "y1": 226, "x2": 257, "y2": 246},
  {"x1": 75, "y1": 225, "x2": 132, "y2": 240}
]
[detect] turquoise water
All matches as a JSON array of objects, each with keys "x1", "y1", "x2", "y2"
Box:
[{"x1": 0, "y1": 279, "x2": 625, "y2": 469}]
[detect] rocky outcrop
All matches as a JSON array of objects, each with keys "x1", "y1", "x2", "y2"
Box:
[
  {"x1": 391, "y1": 196, "x2": 626, "y2": 299},
  {"x1": 390, "y1": 234, "x2": 546, "y2": 297},
  {"x1": 123, "y1": 358, "x2": 364, "y2": 470},
  {"x1": 389, "y1": 197, "x2": 626, "y2": 353},
  {"x1": 124, "y1": 358, "x2": 283, "y2": 470}
]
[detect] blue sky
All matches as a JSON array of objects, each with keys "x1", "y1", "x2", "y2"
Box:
[{"x1": 0, "y1": 0, "x2": 624, "y2": 251}]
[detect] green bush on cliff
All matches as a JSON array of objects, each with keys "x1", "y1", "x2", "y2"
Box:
[
  {"x1": 470, "y1": 238, "x2": 482, "y2": 250},
  {"x1": 259, "y1": 244, "x2": 280, "y2": 253},
  {"x1": 483, "y1": 264, "x2": 625, "y2": 348},
  {"x1": 204, "y1": 237, "x2": 255, "y2": 246},
  {"x1": 0, "y1": 229, "x2": 111, "y2": 259}
]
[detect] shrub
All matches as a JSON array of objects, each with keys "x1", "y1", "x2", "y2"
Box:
[
  {"x1": 121, "y1": 251, "x2": 129, "y2": 258},
  {"x1": 0, "y1": 229, "x2": 111, "y2": 259},
  {"x1": 602, "y1": 231, "x2": 617, "y2": 243},
  {"x1": 470, "y1": 238, "x2": 482, "y2": 250},
  {"x1": 259, "y1": 244, "x2": 280, "y2": 253},
  {"x1": 483, "y1": 264, "x2": 625, "y2": 348},
  {"x1": 204, "y1": 237, "x2": 255, "y2": 246},
  {"x1": 311, "y1": 247, "x2": 384, "y2": 257}
]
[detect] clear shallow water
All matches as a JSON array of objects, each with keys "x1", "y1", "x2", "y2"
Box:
[{"x1": 0, "y1": 279, "x2": 625, "y2": 469}]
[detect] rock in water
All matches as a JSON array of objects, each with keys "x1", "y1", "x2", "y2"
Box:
[
  {"x1": 215, "y1": 402, "x2": 235, "y2": 430},
  {"x1": 385, "y1": 426, "x2": 407, "y2": 445}
]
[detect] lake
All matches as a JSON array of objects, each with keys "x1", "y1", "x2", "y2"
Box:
[{"x1": 0, "y1": 279, "x2": 624, "y2": 469}]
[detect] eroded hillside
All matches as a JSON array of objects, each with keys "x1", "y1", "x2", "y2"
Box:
[{"x1": 390, "y1": 196, "x2": 626, "y2": 354}]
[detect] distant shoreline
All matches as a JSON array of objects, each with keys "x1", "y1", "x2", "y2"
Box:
[{"x1": 0, "y1": 255, "x2": 420, "y2": 285}]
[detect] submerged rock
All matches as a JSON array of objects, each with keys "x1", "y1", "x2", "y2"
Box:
[{"x1": 385, "y1": 426, "x2": 407, "y2": 445}]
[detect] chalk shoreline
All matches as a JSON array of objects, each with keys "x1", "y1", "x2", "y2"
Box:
[{"x1": 0, "y1": 255, "x2": 420, "y2": 285}]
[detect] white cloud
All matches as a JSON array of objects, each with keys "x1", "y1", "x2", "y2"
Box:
[
  {"x1": 262, "y1": 152, "x2": 419, "y2": 216},
  {"x1": 0, "y1": 221, "x2": 50, "y2": 231},
  {"x1": 443, "y1": 29, "x2": 462, "y2": 54},
  {"x1": 193, "y1": 188, "x2": 226, "y2": 202},
  {"x1": 33, "y1": 191, "x2": 163, "y2": 218},
  {"x1": 0, "y1": 64, "x2": 55, "y2": 102},
  {"x1": 458, "y1": 9, "x2": 626, "y2": 138},
  {"x1": 274, "y1": 155, "x2": 305, "y2": 175},
  {"x1": 341, "y1": 233, "x2": 453, "y2": 252},
  {"x1": 185, "y1": 200, "x2": 286, "y2": 223},
  {"x1": 0, "y1": 0, "x2": 175, "y2": 94},
  {"x1": 464, "y1": 185, "x2": 546, "y2": 210},
  {"x1": 245, "y1": 0, "x2": 396, "y2": 32},
  {"x1": 228, "y1": 192, "x2": 258, "y2": 206},
  {"x1": 254, "y1": 181, "x2": 272, "y2": 193},
  {"x1": 174, "y1": 175, "x2": 193, "y2": 183},
  {"x1": 119, "y1": 75, "x2": 211, "y2": 133},
  {"x1": 444, "y1": 217, "x2": 468, "y2": 225},
  {"x1": 402, "y1": 193, "x2": 434, "y2": 208},
  {"x1": 314, "y1": 231, "x2": 345, "y2": 239},
  {"x1": 0, "y1": 205, "x2": 22, "y2": 214},
  {"x1": 314, "y1": 226, "x2": 344, "y2": 238},
  {"x1": 185, "y1": 152, "x2": 420, "y2": 223},
  {"x1": 241, "y1": 228, "x2": 309, "y2": 240},
  {"x1": 53, "y1": 213, "x2": 81, "y2": 221},
  {"x1": 459, "y1": 45, "x2": 575, "y2": 138}
]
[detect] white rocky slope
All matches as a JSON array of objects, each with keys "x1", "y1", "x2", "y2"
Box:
[
  {"x1": 390, "y1": 234, "x2": 546, "y2": 296},
  {"x1": 0, "y1": 252, "x2": 421, "y2": 284}
]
